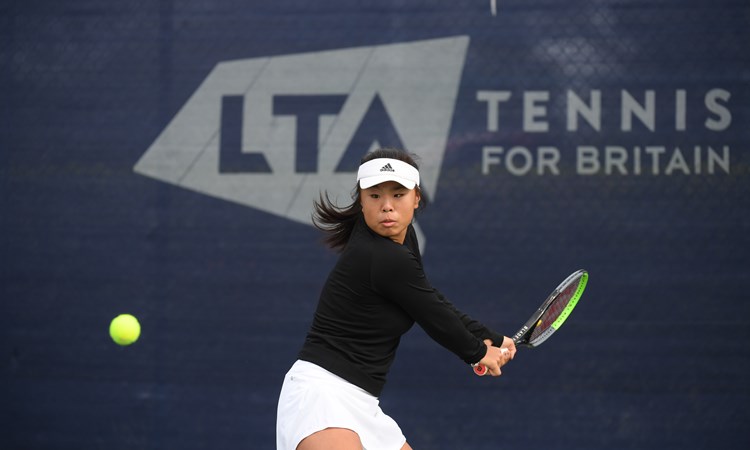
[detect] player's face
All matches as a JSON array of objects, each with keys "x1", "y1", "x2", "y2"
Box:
[{"x1": 360, "y1": 181, "x2": 420, "y2": 244}]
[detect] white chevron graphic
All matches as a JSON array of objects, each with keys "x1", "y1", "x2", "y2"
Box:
[{"x1": 134, "y1": 36, "x2": 469, "y2": 244}]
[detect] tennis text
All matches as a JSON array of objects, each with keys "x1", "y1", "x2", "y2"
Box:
[{"x1": 477, "y1": 88, "x2": 733, "y2": 176}]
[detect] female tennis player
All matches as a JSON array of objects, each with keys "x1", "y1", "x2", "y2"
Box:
[{"x1": 276, "y1": 148, "x2": 516, "y2": 450}]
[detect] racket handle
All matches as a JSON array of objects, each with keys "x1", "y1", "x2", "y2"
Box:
[{"x1": 472, "y1": 348, "x2": 509, "y2": 376}]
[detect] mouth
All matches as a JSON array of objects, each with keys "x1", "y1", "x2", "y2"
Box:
[{"x1": 380, "y1": 218, "x2": 397, "y2": 227}]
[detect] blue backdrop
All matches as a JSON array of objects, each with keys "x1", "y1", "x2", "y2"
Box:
[{"x1": 3, "y1": 1, "x2": 749, "y2": 449}]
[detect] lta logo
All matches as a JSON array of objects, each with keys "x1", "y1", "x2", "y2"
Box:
[{"x1": 134, "y1": 36, "x2": 469, "y2": 232}]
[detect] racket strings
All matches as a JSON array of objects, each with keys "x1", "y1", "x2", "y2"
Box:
[{"x1": 529, "y1": 279, "x2": 581, "y2": 343}]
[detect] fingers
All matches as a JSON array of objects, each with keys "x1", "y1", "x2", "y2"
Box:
[
  {"x1": 488, "y1": 348, "x2": 513, "y2": 376},
  {"x1": 487, "y1": 349, "x2": 509, "y2": 377},
  {"x1": 474, "y1": 340, "x2": 517, "y2": 377},
  {"x1": 500, "y1": 348, "x2": 513, "y2": 365},
  {"x1": 502, "y1": 336, "x2": 517, "y2": 360},
  {"x1": 494, "y1": 348, "x2": 511, "y2": 374}
]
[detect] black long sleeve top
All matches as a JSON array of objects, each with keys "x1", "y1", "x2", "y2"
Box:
[{"x1": 298, "y1": 215, "x2": 504, "y2": 397}]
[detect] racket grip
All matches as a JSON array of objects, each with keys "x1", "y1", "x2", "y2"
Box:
[{"x1": 473, "y1": 348, "x2": 508, "y2": 376}]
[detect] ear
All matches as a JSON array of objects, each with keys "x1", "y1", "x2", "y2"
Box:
[{"x1": 413, "y1": 189, "x2": 421, "y2": 209}]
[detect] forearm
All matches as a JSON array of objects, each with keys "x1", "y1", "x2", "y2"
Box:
[{"x1": 434, "y1": 289, "x2": 506, "y2": 345}]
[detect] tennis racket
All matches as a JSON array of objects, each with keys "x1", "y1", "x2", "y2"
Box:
[{"x1": 473, "y1": 269, "x2": 588, "y2": 376}]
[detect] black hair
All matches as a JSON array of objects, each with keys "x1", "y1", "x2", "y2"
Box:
[{"x1": 312, "y1": 148, "x2": 426, "y2": 251}]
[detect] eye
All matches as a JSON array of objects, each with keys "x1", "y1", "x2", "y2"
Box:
[{"x1": 369, "y1": 194, "x2": 380, "y2": 199}]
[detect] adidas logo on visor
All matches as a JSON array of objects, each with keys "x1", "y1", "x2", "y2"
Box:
[{"x1": 380, "y1": 163, "x2": 395, "y2": 172}]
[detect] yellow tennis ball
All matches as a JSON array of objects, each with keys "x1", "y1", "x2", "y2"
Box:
[{"x1": 109, "y1": 314, "x2": 141, "y2": 346}]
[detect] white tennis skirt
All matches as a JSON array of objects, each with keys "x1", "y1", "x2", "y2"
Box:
[{"x1": 276, "y1": 360, "x2": 406, "y2": 450}]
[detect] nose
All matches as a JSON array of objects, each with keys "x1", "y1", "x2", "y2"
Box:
[{"x1": 381, "y1": 199, "x2": 393, "y2": 212}]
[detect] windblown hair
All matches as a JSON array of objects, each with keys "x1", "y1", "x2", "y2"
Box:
[{"x1": 313, "y1": 148, "x2": 426, "y2": 251}]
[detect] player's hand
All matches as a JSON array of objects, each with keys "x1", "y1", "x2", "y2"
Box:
[
  {"x1": 500, "y1": 336, "x2": 517, "y2": 360},
  {"x1": 478, "y1": 339, "x2": 513, "y2": 376}
]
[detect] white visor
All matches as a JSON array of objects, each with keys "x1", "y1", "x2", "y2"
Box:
[{"x1": 357, "y1": 158, "x2": 420, "y2": 189}]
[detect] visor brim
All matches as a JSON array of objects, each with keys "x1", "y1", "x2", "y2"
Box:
[{"x1": 359, "y1": 175, "x2": 417, "y2": 190}]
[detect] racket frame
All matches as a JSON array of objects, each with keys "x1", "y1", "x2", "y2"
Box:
[{"x1": 514, "y1": 269, "x2": 588, "y2": 347}]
